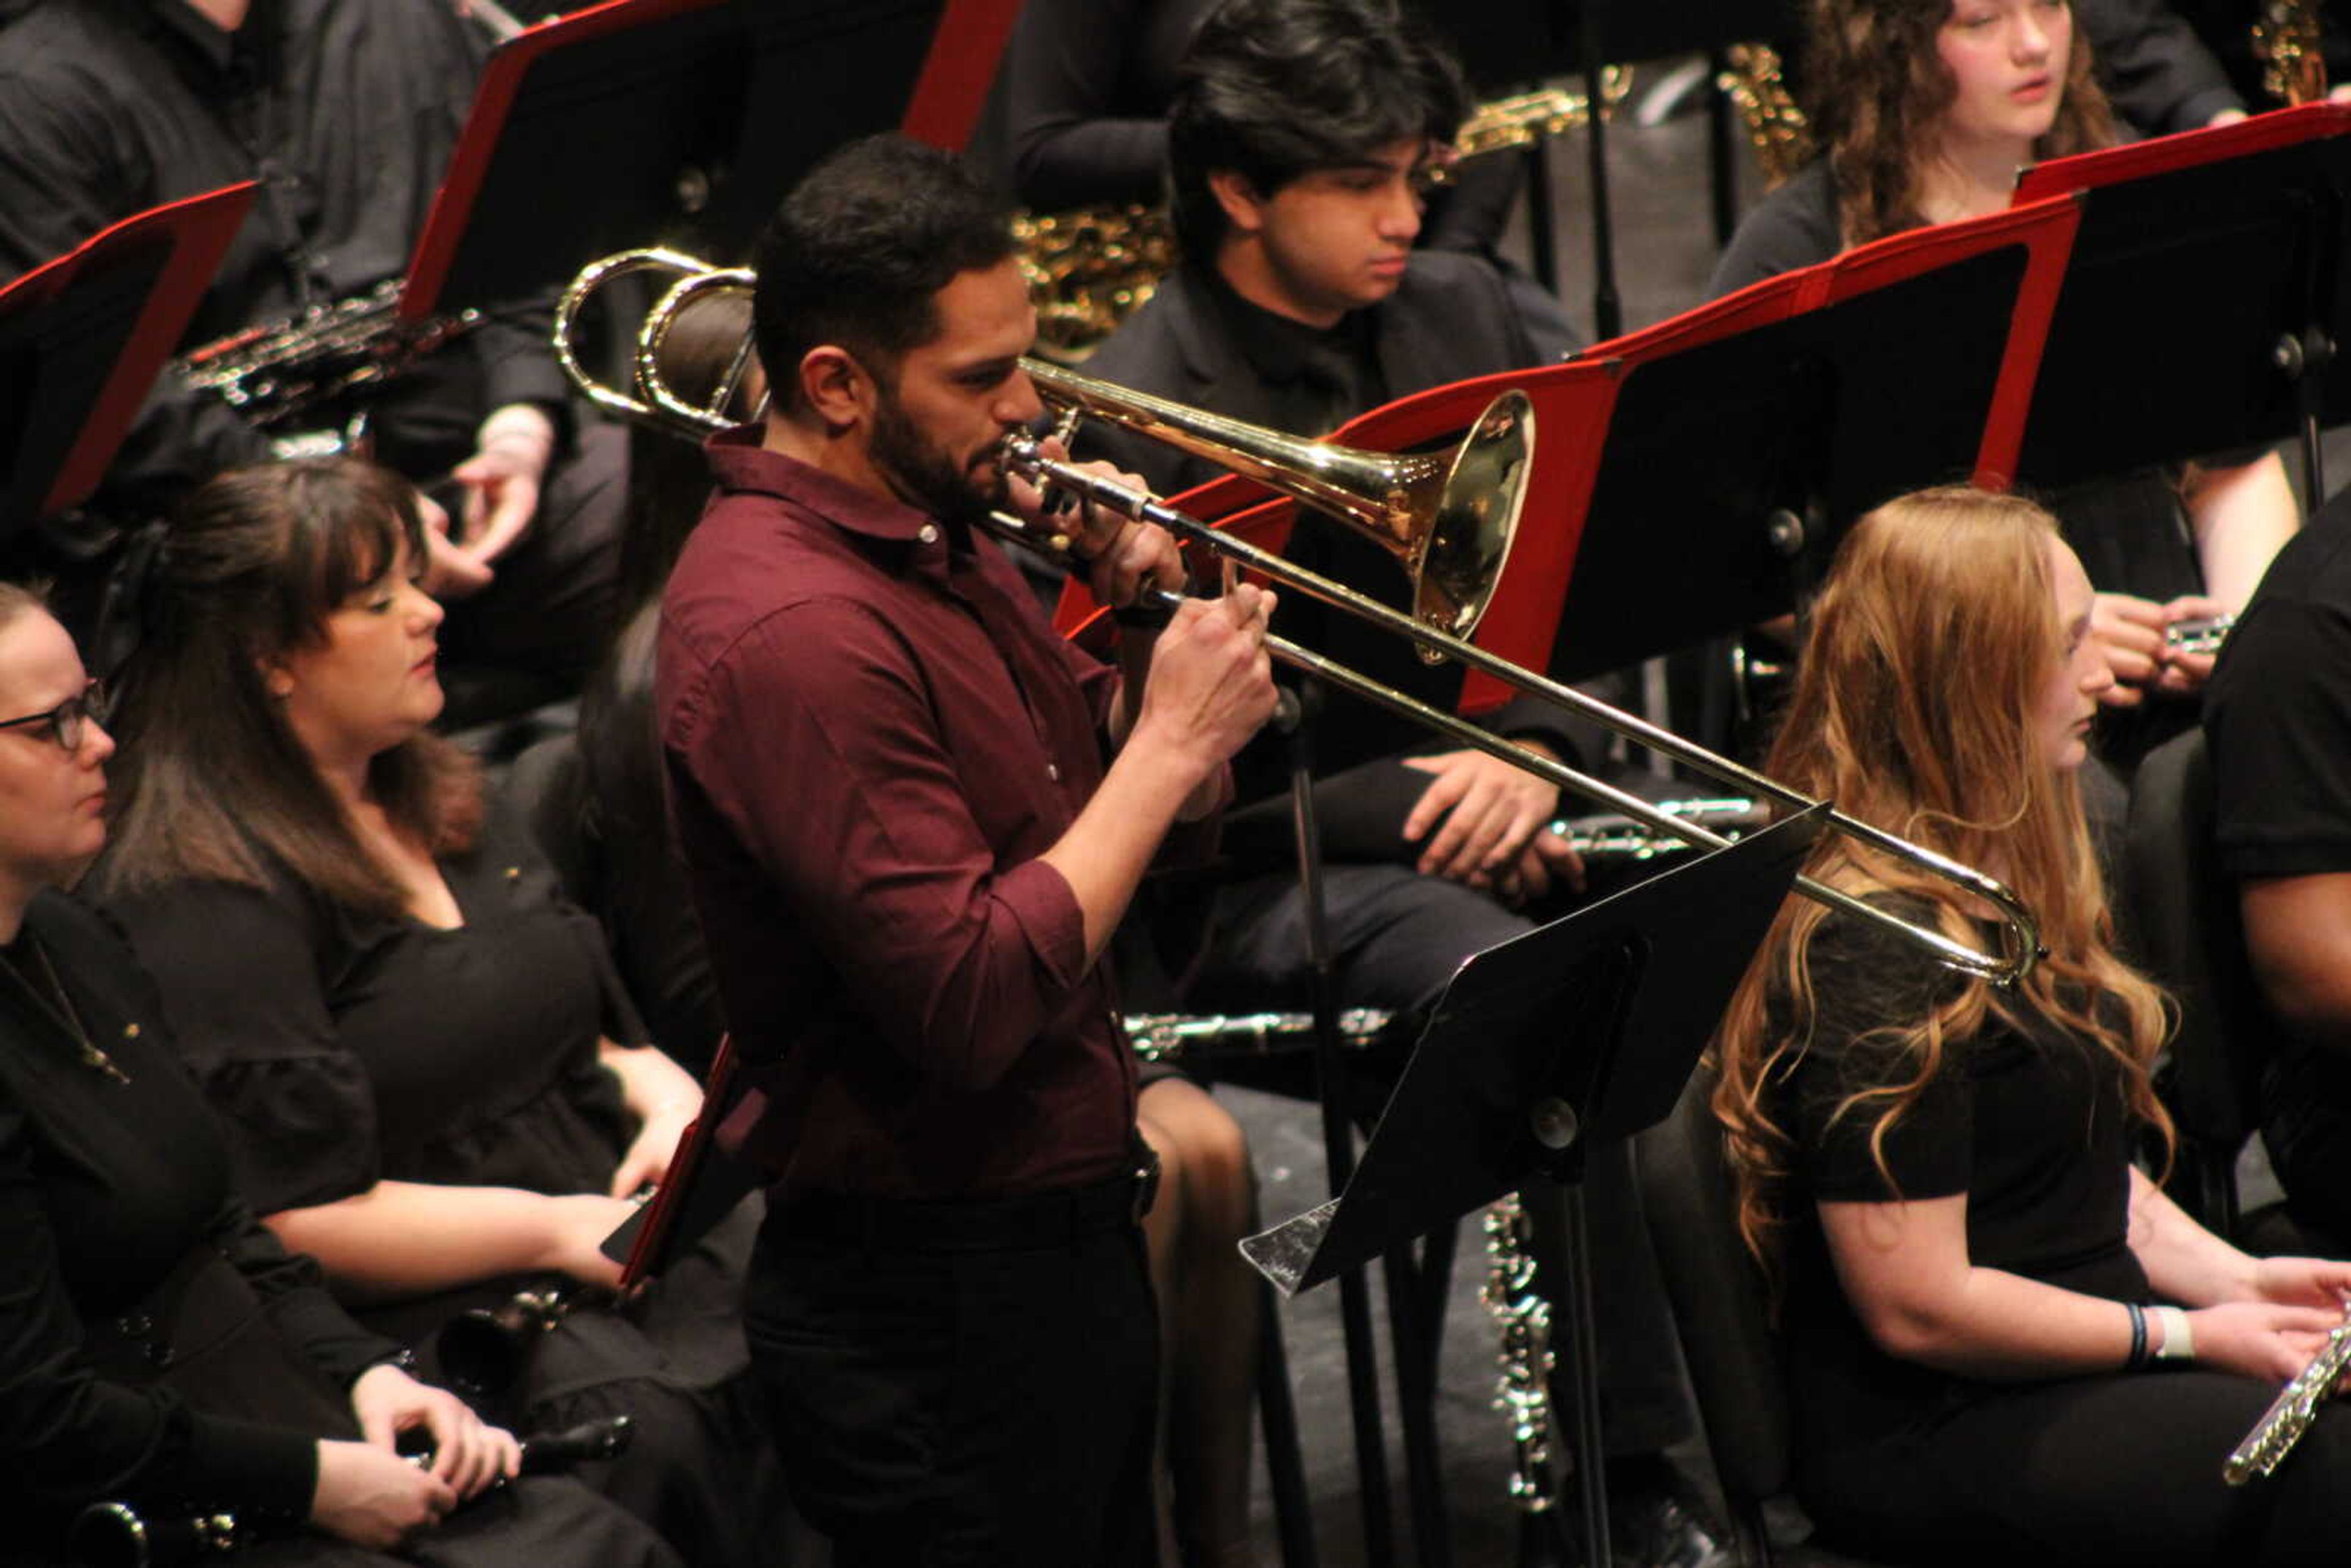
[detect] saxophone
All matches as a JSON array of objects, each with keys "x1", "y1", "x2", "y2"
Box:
[
  {"x1": 2253, "y1": 0, "x2": 2328, "y2": 107},
  {"x1": 1448, "y1": 72, "x2": 1634, "y2": 163},
  {"x1": 173, "y1": 278, "x2": 482, "y2": 445},
  {"x1": 1715, "y1": 42, "x2": 1814, "y2": 190},
  {"x1": 2224, "y1": 1316, "x2": 2351, "y2": 1484}
]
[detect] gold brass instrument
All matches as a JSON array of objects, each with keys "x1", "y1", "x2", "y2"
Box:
[
  {"x1": 2225, "y1": 1315, "x2": 2351, "y2": 1484},
  {"x1": 555, "y1": 249, "x2": 1532, "y2": 655},
  {"x1": 557, "y1": 250, "x2": 2042, "y2": 986},
  {"x1": 1446, "y1": 74, "x2": 1634, "y2": 164},
  {"x1": 2254, "y1": 0, "x2": 2328, "y2": 107},
  {"x1": 989, "y1": 434, "x2": 2042, "y2": 985},
  {"x1": 1716, "y1": 43, "x2": 1814, "y2": 190},
  {"x1": 1014, "y1": 203, "x2": 1179, "y2": 360},
  {"x1": 1023, "y1": 356, "x2": 1531, "y2": 656},
  {"x1": 174, "y1": 278, "x2": 482, "y2": 445}
]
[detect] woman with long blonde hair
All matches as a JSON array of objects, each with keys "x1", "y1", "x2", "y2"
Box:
[{"x1": 1712, "y1": 487, "x2": 2351, "y2": 1564}]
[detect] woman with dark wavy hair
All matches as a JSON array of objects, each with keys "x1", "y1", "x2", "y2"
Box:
[
  {"x1": 0, "y1": 582, "x2": 677, "y2": 1567},
  {"x1": 1708, "y1": 0, "x2": 2297, "y2": 775},
  {"x1": 1711, "y1": 486, "x2": 2351, "y2": 1565},
  {"x1": 87, "y1": 457, "x2": 790, "y2": 1568}
]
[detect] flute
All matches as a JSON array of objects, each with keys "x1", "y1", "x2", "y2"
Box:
[{"x1": 2224, "y1": 1317, "x2": 2351, "y2": 1485}]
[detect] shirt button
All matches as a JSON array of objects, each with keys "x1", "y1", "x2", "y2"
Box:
[
  {"x1": 917, "y1": 524, "x2": 939, "y2": 545},
  {"x1": 1046, "y1": 763, "x2": 1061, "y2": 782}
]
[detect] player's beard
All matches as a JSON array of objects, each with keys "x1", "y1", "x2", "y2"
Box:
[{"x1": 871, "y1": 391, "x2": 1004, "y2": 531}]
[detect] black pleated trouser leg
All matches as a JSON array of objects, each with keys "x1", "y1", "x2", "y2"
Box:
[{"x1": 745, "y1": 1189, "x2": 1159, "y2": 1568}]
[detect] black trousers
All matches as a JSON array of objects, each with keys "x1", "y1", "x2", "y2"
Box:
[
  {"x1": 744, "y1": 1190, "x2": 1159, "y2": 1567},
  {"x1": 1803, "y1": 1369, "x2": 2351, "y2": 1567}
]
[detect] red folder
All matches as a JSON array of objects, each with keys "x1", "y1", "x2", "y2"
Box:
[{"x1": 0, "y1": 182, "x2": 255, "y2": 531}]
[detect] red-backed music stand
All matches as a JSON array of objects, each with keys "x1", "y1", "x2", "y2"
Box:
[
  {"x1": 1054, "y1": 194, "x2": 2082, "y2": 714},
  {"x1": 402, "y1": 0, "x2": 733, "y2": 320},
  {"x1": 609, "y1": 1035, "x2": 765, "y2": 1286},
  {"x1": 0, "y1": 183, "x2": 257, "y2": 543},
  {"x1": 2006, "y1": 102, "x2": 2351, "y2": 502},
  {"x1": 405, "y1": 0, "x2": 1024, "y2": 322}
]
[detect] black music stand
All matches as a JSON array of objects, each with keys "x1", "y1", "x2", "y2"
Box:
[
  {"x1": 403, "y1": 0, "x2": 1022, "y2": 320},
  {"x1": 1250, "y1": 808, "x2": 1815, "y2": 1568},
  {"x1": 1246, "y1": 806, "x2": 1824, "y2": 1568},
  {"x1": 2009, "y1": 107, "x2": 2351, "y2": 509},
  {"x1": 0, "y1": 185, "x2": 256, "y2": 555},
  {"x1": 1545, "y1": 222, "x2": 2050, "y2": 684}
]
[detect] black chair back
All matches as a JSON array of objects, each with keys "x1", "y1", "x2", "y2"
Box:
[{"x1": 2119, "y1": 729, "x2": 2271, "y2": 1234}]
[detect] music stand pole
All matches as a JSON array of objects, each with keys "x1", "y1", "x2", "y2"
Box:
[
  {"x1": 2284, "y1": 239, "x2": 2333, "y2": 509},
  {"x1": 1525, "y1": 141, "x2": 1565, "y2": 305},
  {"x1": 1580, "y1": 0, "x2": 1624, "y2": 341},
  {"x1": 1242, "y1": 812, "x2": 1827, "y2": 1568},
  {"x1": 1706, "y1": 45, "x2": 1739, "y2": 247},
  {"x1": 1282, "y1": 681, "x2": 1401, "y2": 1568}
]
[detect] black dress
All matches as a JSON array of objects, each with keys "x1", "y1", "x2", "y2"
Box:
[
  {"x1": 1769, "y1": 904, "x2": 2351, "y2": 1566},
  {"x1": 102, "y1": 809, "x2": 785, "y2": 1568},
  {"x1": 0, "y1": 890, "x2": 678, "y2": 1567}
]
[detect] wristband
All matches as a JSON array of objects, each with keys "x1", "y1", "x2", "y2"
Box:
[
  {"x1": 2151, "y1": 1304, "x2": 2194, "y2": 1362},
  {"x1": 2125, "y1": 1301, "x2": 2149, "y2": 1369}
]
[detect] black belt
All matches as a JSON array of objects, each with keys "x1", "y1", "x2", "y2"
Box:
[{"x1": 774, "y1": 1149, "x2": 1161, "y2": 1253}]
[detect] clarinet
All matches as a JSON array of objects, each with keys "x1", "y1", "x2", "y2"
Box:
[
  {"x1": 70, "y1": 1417, "x2": 635, "y2": 1568},
  {"x1": 435, "y1": 1282, "x2": 586, "y2": 1396},
  {"x1": 2224, "y1": 1318, "x2": 2351, "y2": 1485},
  {"x1": 1479, "y1": 1191, "x2": 1565, "y2": 1529}
]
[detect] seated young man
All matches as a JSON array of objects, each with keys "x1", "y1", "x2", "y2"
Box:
[{"x1": 1078, "y1": 2, "x2": 1722, "y2": 1559}]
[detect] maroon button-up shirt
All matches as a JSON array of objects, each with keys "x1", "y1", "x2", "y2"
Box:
[{"x1": 657, "y1": 430, "x2": 1141, "y2": 1198}]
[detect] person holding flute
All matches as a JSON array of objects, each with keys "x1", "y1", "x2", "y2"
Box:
[{"x1": 1712, "y1": 486, "x2": 2351, "y2": 1566}]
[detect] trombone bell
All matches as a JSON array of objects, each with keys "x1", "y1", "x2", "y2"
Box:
[{"x1": 1021, "y1": 359, "x2": 1532, "y2": 660}]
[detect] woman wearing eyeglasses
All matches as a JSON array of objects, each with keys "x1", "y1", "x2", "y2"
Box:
[
  {"x1": 87, "y1": 460, "x2": 790, "y2": 1568},
  {"x1": 0, "y1": 582, "x2": 678, "y2": 1566}
]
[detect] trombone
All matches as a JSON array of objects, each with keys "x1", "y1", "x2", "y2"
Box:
[{"x1": 557, "y1": 250, "x2": 2042, "y2": 986}]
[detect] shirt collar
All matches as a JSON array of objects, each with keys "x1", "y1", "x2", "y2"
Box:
[
  {"x1": 144, "y1": 0, "x2": 244, "y2": 77},
  {"x1": 705, "y1": 425, "x2": 964, "y2": 560},
  {"x1": 1200, "y1": 264, "x2": 1373, "y2": 388}
]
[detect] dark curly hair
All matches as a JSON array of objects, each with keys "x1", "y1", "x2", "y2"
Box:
[
  {"x1": 1805, "y1": 0, "x2": 2117, "y2": 246},
  {"x1": 751, "y1": 133, "x2": 1014, "y2": 414}
]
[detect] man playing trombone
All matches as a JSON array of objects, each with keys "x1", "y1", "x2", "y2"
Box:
[{"x1": 654, "y1": 133, "x2": 1278, "y2": 1566}]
